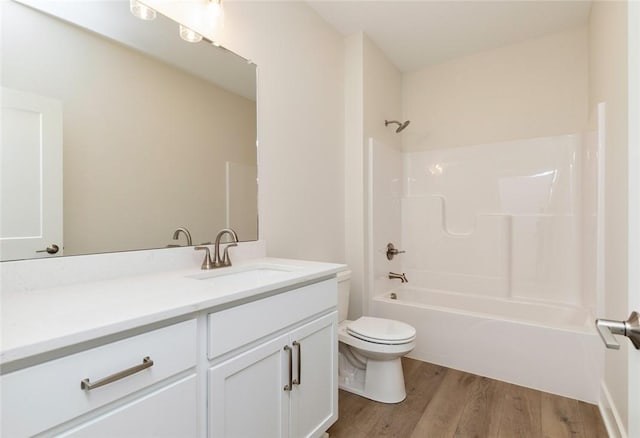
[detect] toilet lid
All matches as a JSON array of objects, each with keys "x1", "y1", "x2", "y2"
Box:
[{"x1": 347, "y1": 317, "x2": 416, "y2": 345}]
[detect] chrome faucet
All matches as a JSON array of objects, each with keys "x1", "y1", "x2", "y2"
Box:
[
  {"x1": 213, "y1": 228, "x2": 239, "y2": 268},
  {"x1": 172, "y1": 227, "x2": 192, "y2": 246},
  {"x1": 389, "y1": 272, "x2": 408, "y2": 283}
]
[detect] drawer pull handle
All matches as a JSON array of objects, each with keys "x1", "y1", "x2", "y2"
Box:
[
  {"x1": 293, "y1": 341, "x2": 301, "y2": 385},
  {"x1": 283, "y1": 346, "x2": 293, "y2": 391},
  {"x1": 80, "y1": 356, "x2": 154, "y2": 391}
]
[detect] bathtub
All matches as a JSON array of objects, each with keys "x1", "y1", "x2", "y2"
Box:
[{"x1": 371, "y1": 287, "x2": 603, "y2": 403}]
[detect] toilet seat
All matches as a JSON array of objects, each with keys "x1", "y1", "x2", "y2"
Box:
[
  {"x1": 338, "y1": 322, "x2": 416, "y2": 356},
  {"x1": 347, "y1": 317, "x2": 416, "y2": 345}
]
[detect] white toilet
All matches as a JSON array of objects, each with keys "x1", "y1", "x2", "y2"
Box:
[{"x1": 337, "y1": 270, "x2": 416, "y2": 403}]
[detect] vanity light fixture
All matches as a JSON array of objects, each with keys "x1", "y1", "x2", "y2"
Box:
[
  {"x1": 178, "y1": 0, "x2": 222, "y2": 44},
  {"x1": 180, "y1": 0, "x2": 222, "y2": 46},
  {"x1": 129, "y1": 0, "x2": 156, "y2": 21},
  {"x1": 179, "y1": 24, "x2": 203, "y2": 43}
]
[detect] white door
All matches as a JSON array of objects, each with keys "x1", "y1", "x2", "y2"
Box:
[
  {"x1": 627, "y1": 2, "x2": 639, "y2": 435},
  {"x1": 289, "y1": 312, "x2": 338, "y2": 438},
  {"x1": 208, "y1": 333, "x2": 290, "y2": 438},
  {"x1": 0, "y1": 87, "x2": 63, "y2": 260}
]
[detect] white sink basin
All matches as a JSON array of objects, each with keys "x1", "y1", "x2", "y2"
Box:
[{"x1": 185, "y1": 263, "x2": 297, "y2": 281}]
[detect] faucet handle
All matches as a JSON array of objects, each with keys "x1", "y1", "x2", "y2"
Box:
[
  {"x1": 221, "y1": 242, "x2": 238, "y2": 267},
  {"x1": 386, "y1": 243, "x2": 406, "y2": 260},
  {"x1": 194, "y1": 246, "x2": 214, "y2": 270}
]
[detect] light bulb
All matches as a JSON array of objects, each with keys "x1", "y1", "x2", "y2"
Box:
[
  {"x1": 209, "y1": 0, "x2": 222, "y2": 19},
  {"x1": 130, "y1": 0, "x2": 156, "y2": 21},
  {"x1": 179, "y1": 24, "x2": 203, "y2": 43}
]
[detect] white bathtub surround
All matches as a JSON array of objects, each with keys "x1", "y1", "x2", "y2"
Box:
[
  {"x1": 369, "y1": 134, "x2": 596, "y2": 311},
  {"x1": 368, "y1": 134, "x2": 597, "y2": 312},
  {"x1": 366, "y1": 132, "x2": 603, "y2": 403},
  {"x1": 402, "y1": 134, "x2": 583, "y2": 307}
]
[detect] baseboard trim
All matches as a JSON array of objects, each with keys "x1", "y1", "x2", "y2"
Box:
[{"x1": 599, "y1": 381, "x2": 627, "y2": 438}]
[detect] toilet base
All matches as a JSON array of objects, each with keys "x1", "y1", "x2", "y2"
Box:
[{"x1": 338, "y1": 351, "x2": 407, "y2": 403}]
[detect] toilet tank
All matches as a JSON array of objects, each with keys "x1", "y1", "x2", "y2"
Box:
[{"x1": 336, "y1": 269, "x2": 351, "y2": 323}]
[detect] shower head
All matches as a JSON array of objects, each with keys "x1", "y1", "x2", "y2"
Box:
[{"x1": 385, "y1": 119, "x2": 410, "y2": 133}]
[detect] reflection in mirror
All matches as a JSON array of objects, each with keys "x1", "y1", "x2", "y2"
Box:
[{"x1": 0, "y1": 0, "x2": 258, "y2": 262}]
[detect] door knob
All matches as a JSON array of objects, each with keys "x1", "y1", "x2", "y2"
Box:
[
  {"x1": 36, "y1": 244, "x2": 59, "y2": 254},
  {"x1": 595, "y1": 311, "x2": 640, "y2": 350}
]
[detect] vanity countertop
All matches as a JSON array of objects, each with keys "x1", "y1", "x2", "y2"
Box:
[{"x1": 0, "y1": 257, "x2": 345, "y2": 366}]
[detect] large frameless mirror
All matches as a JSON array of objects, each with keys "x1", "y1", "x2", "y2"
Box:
[{"x1": 1, "y1": 0, "x2": 258, "y2": 261}]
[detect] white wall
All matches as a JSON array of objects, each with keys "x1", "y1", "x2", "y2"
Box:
[
  {"x1": 363, "y1": 37, "x2": 403, "y2": 152},
  {"x1": 589, "y1": 1, "x2": 630, "y2": 435},
  {"x1": 403, "y1": 26, "x2": 589, "y2": 151},
  {"x1": 344, "y1": 33, "x2": 402, "y2": 319},
  {"x1": 344, "y1": 33, "x2": 366, "y2": 319},
  {"x1": 144, "y1": 0, "x2": 346, "y2": 263}
]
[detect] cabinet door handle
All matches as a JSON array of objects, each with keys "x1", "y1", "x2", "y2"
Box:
[
  {"x1": 80, "y1": 356, "x2": 154, "y2": 391},
  {"x1": 283, "y1": 346, "x2": 293, "y2": 391},
  {"x1": 292, "y1": 341, "x2": 301, "y2": 385}
]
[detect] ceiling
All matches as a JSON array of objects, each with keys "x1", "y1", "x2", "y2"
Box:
[{"x1": 306, "y1": 1, "x2": 592, "y2": 72}]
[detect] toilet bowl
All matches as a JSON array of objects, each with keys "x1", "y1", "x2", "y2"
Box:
[{"x1": 337, "y1": 271, "x2": 416, "y2": 403}]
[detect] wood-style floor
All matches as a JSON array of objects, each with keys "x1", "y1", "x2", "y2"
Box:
[{"x1": 327, "y1": 358, "x2": 608, "y2": 438}]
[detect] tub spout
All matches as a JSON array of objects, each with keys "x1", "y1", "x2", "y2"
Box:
[{"x1": 389, "y1": 272, "x2": 407, "y2": 283}]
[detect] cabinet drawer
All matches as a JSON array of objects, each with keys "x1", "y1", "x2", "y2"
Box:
[
  {"x1": 208, "y1": 278, "x2": 337, "y2": 359},
  {"x1": 60, "y1": 374, "x2": 197, "y2": 438},
  {"x1": 1, "y1": 319, "x2": 197, "y2": 437}
]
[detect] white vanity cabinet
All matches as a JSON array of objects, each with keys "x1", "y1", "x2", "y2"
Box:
[
  {"x1": 207, "y1": 279, "x2": 338, "y2": 438},
  {"x1": 0, "y1": 320, "x2": 198, "y2": 437},
  {"x1": 1, "y1": 267, "x2": 340, "y2": 438}
]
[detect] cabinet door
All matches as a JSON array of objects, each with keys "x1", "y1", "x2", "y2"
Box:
[
  {"x1": 208, "y1": 333, "x2": 290, "y2": 438},
  {"x1": 60, "y1": 374, "x2": 197, "y2": 438},
  {"x1": 290, "y1": 312, "x2": 338, "y2": 438}
]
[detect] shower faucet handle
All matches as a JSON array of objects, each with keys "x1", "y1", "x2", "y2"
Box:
[
  {"x1": 595, "y1": 311, "x2": 640, "y2": 350},
  {"x1": 386, "y1": 243, "x2": 406, "y2": 260}
]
